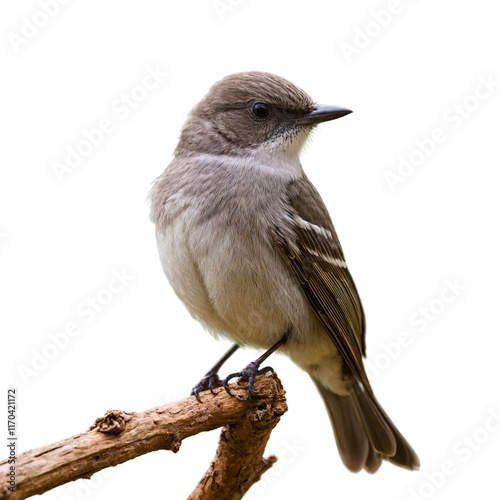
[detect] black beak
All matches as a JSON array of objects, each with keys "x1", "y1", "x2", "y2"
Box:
[{"x1": 296, "y1": 105, "x2": 353, "y2": 125}]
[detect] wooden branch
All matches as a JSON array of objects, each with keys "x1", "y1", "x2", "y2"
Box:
[
  {"x1": 0, "y1": 374, "x2": 287, "y2": 500},
  {"x1": 188, "y1": 383, "x2": 282, "y2": 500}
]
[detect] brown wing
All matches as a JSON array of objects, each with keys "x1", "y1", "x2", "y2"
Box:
[{"x1": 273, "y1": 175, "x2": 369, "y2": 387}]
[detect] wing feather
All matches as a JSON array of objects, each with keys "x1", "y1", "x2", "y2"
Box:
[{"x1": 273, "y1": 176, "x2": 369, "y2": 387}]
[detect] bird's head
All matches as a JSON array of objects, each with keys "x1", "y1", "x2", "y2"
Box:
[{"x1": 176, "y1": 71, "x2": 352, "y2": 158}]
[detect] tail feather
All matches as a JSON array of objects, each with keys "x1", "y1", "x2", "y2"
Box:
[
  {"x1": 364, "y1": 441, "x2": 383, "y2": 473},
  {"x1": 350, "y1": 380, "x2": 396, "y2": 457},
  {"x1": 314, "y1": 382, "x2": 370, "y2": 472},
  {"x1": 314, "y1": 378, "x2": 419, "y2": 473}
]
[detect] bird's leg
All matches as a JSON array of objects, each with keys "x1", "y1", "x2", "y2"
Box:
[
  {"x1": 191, "y1": 344, "x2": 240, "y2": 402},
  {"x1": 223, "y1": 335, "x2": 288, "y2": 401}
]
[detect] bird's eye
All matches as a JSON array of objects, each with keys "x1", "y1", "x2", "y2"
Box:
[{"x1": 251, "y1": 102, "x2": 271, "y2": 119}]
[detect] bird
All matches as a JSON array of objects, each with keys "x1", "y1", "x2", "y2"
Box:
[{"x1": 149, "y1": 71, "x2": 419, "y2": 473}]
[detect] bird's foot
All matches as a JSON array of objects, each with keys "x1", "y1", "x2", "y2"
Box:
[
  {"x1": 191, "y1": 371, "x2": 223, "y2": 402},
  {"x1": 223, "y1": 361, "x2": 274, "y2": 401}
]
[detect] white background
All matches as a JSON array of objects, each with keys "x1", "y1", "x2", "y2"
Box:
[{"x1": 1, "y1": 1, "x2": 500, "y2": 499}]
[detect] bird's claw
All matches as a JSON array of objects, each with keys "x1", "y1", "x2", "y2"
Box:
[
  {"x1": 191, "y1": 371, "x2": 223, "y2": 402},
  {"x1": 223, "y1": 361, "x2": 274, "y2": 401}
]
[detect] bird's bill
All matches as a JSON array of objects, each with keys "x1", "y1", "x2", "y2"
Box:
[{"x1": 296, "y1": 105, "x2": 353, "y2": 125}]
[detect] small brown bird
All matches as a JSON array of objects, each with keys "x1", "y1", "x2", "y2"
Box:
[{"x1": 150, "y1": 71, "x2": 419, "y2": 473}]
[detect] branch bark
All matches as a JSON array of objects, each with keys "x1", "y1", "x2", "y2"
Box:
[{"x1": 0, "y1": 374, "x2": 287, "y2": 500}]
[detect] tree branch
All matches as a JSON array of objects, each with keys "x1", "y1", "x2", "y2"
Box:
[{"x1": 0, "y1": 374, "x2": 287, "y2": 500}]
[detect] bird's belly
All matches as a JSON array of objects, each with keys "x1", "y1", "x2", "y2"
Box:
[{"x1": 156, "y1": 214, "x2": 317, "y2": 349}]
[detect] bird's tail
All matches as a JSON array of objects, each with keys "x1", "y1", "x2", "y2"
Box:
[{"x1": 313, "y1": 378, "x2": 419, "y2": 473}]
